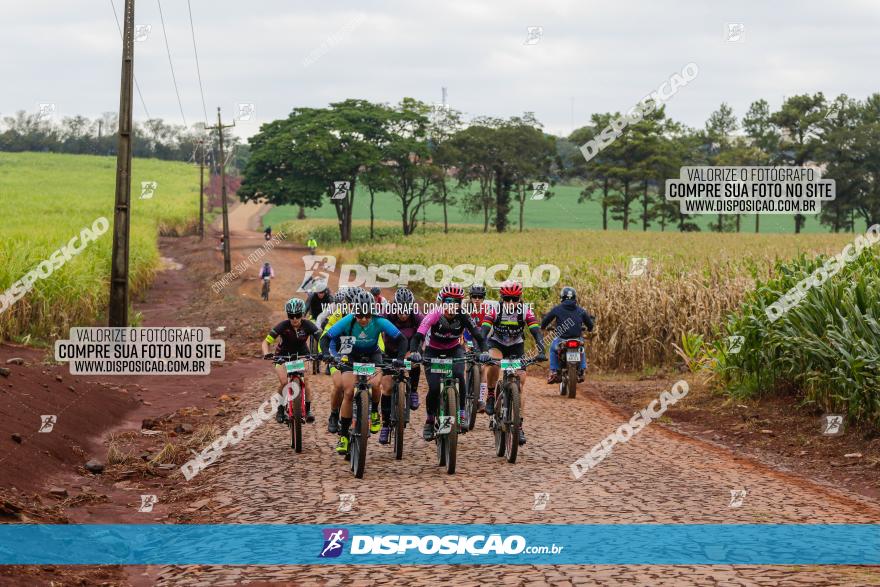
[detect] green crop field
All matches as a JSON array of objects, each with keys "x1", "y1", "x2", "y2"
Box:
[
  {"x1": 262, "y1": 183, "x2": 861, "y2": 233},
  {"x1": 0, "y1": 152, "x2": 202, "y2": 342}
]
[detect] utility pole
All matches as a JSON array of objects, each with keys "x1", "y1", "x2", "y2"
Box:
[
  {"x1": 207, "y1": 107, "x2": 234, "y2": 272},
  {"x1": 98, "y1": 119, "x2": 103, "y2": 139},
  {"x1": 197, "y1": 137, "x2": 205, "y2": 240},
  {"x1": 109, "y1": 0, "x2": 135, "y2": 327}
]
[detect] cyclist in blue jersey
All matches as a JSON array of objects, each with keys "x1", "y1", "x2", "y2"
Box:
[{"x1": 320, "y1": 290, "x2": 407, "y2": 454}]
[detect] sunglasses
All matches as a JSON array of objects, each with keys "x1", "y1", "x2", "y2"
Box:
[
  {"x1": 470, "y1": 295, "x2": 485, "y2": 300},
  {"x1": 289, "y1": 313, "x2": 303, "y2": 320},
  {"x1": 502, "y1": 296, "x2": 520, "y2": 302},
  {"x1": 442, "y1": 297, "x2": 461, "y2": 304},
  {"x1": 355, "y1": 313, "x2": 371, "y2": 319}
]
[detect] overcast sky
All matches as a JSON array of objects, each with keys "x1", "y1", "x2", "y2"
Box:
[{"x1": 3, "y1": 0, "x2": 879, "y2": 139}]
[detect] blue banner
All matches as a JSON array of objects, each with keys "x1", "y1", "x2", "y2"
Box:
[{"x1": 0, "y1": 524, "x2": 877, "y2": 565}]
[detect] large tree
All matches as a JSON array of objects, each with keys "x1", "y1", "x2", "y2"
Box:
[{"x1": 770, "y1": 93, "x2": 827, "y2": 233}]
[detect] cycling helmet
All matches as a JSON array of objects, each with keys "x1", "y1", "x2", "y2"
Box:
[
  {"x1": 394, "y1": 287, "x2": 415, "y2": 306},
  {"x1": 351, "y1": 290, "x2": 376, "y2": 315},
  {"x1": 263, "y1": 261, "x2": 270, "y2": 267},
  {"x1": 285, "y1": 298, "x2": 306, "y2": 318},
  {"x1": 439, "y1": 283, "x2": 465, "y2": 300},
  {"x1": 469, "y1": 283, "x2": 486, "y2": 298},
  {"x1": 499, "y1": 280, "x2": 523, "y2": 298},
  {"x1": 334, "y1": 287, "x2": 350, "y2": 304},
  {"x1": 560, "y1": 286, "x2": 577, "y2": 301},
  {"x1": 370, "y1": 286, "x2": 381, "y2": 297},
  {"x1": 344, "y1": 287, "x2": 360, "y2": 304}
]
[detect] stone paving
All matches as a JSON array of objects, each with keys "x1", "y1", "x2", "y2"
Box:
[{"x1": 152, "y1": 370, "x2": 880, "y2": 586}]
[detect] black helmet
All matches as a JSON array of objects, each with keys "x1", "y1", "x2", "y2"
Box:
[
  {"x1": 370, "y1": 286, "x2": 381, "y2": 296},
  {"x1": 351, "y1": 290, "x2": 375, "y2": 315},
  {"x1": 394, "y1": 287, "x2": 415, "y2": 306},
  {"x1": 469, "y1": 284, "x2": 486, "y2": 298},
  {"x1": 560, "y1": 286, "x2": 577, "y2": 301}
]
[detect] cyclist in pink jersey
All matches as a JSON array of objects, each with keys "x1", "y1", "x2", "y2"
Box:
[
  {"x1": 409, "y1": 283, "x2": 489, "y2": 441},
  {"x1": 480, "y1": 280, "x2": 546, "y2": 446}
]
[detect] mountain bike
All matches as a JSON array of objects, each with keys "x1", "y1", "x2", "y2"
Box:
[
  {"x1": 265, "y1": 352, "x2": 318, "y2": 453},
  {"x1": 383, "y1": 360, "x2": 412, "y2": 460},
  {"x1": 487, "y1": 356, "x2": 543, "y2": 464},
  {"x1": 463, "y1": 351, "x2": 482, "y2": 431},
  {"x1": 422, "y1": 356, "x2": 470, "y2": 474},
  {"x1": 309, "y1": 336, "x2": 321, "y2": 375},
  {"x1": 557, "y1": 338, "x2": 584, "y2": 399},
  {"x1": 261, "y1": 277, "x2": 271, "y2": 301},
  {"x1": 334, "y1": 359, "x2": 380, "y2": 479}
]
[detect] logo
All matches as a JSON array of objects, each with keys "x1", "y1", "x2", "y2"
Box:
[
  {"x1": 332, "y1": 181, "x2": 350, "y2": 200},
  {"x1": 319, "y1": 528, "x2": 349, "y2": 558},
  {"x1": 299, "y1": 255, "x2": 336, "y2": 293},
  {"x1": 728, "y1": 489, "x2": 747, "y2": 508},
  {"x1": 139, "y1": 494, "x2": 158, "y2": 512},
  {"x1": 134, "y1": 24, "x2": 152, "y2": 42},
  {"x1": 236, "y1": 103, "x2": 255, "y2": 122},
  {"x1": 337, "y1": 493, "x2": 356, "y2": 512},
  {"x1": 533, "y1": 492, "x2": 550, "y2": 511},
  {"x1": 38, "y1": 415, "x2": 57, "y2": 433},
  {"x1": 39, "y1": 414, "x2": 58, "y2": 432},
  {"x1": 37, "y1": 103, "x2": 56, "y2": 121},
  {"x1": 140, "y1": 181, "x2": 158, "y2": 200},
  {"x1": 822, "y1": 414, "x2": 844, "y2": 436},
  {"x1": 726, "y1": 23, "x2": 744, "y2": 42},
  {"x1": 726, "y1": 335, "x2": 744, "y2": 355},
  {"x1": 628, "y1": 257, "x2": 649, "y2": 277},
  {"x1": 524, "y1": 26, "x2": 543, "y2": 45},
  {"x1": 530, "y1": 182, "x2": 548, "y2": 200}
]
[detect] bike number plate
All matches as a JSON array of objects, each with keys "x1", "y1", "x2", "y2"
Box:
[
  {"x1": 285, "y1": 359, "x2": 305, "y2": 373},
  {"x1": 566, "y1": 351, "x2": 581, "y2": 362},
  {"x1": 353, "y1": 363, "x2": 376, "y2": 376},
  {"x1": 436, "y1": 415, "x2": 453, "y2": 435},
  {"x1": 403, "y1": 360, "x2": 412, "y2": 370},
  {"x1": 500, "y1": 359, "x2": 522, "y2": 371},
  {"x1": 430, "y1": 358, "x2": 453, "y2": 375}
]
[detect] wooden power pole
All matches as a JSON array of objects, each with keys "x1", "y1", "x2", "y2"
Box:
[
  {"x1": 207, "y1": 108, "x2": 234, "y2": 272},
  {"x1": 109, "y1": 0, "x2": 135, "y2": 327},
  {"x1": 198, "y1": 138, "x2": 205, "y2": 240}
]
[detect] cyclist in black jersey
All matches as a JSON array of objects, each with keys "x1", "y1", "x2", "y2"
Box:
[{"x1": 261, "y1": 298, "x2": 321, "y2": 424}]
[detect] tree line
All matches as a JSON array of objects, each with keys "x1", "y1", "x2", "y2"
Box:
[
  {"x1": 239, "y1": 93, "x2": 880, "y2": 242},
  {"x1": 564, "y1": 93, "x2": 880, "y2": 234},
  {"x1": 0, "y1": 110, "x2": 250, "y2": 171}
]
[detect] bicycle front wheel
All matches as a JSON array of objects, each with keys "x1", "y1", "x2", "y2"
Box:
[
  {"x1": 289, "y1": 380, "x2": 303, "y2": 453},
  {"x1": 505, "y1": 381, "x2": 521, "y2": 464},
  {"x1": 467, "y1": 363, "x2": 480, "y2": 431},
  {"x1": 351, "y1": 388, "x2": 369, "y2": 478},
  {"x1": 444, "y1": 385, "x2": 458, "y2": 474},
  {"x1": 393, "y1": 381, "x2": 405, "y2": 460}
]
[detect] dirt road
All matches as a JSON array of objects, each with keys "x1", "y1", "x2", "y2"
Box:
[{"x1": 149, "y1": 203, "x2": 880, "y2": 586}]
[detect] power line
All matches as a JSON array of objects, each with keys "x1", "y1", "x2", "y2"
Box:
[
  {"x1": 186, "y1": 0, "x2": 209, "y2": 126},
  {"x1": 156, "y1": 0, "x2": 189, "y2": 127},
  {"x1": 109, "y1": 0, "x2": 151, "y2": 119}
]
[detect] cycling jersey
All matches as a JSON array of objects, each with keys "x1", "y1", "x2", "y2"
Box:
[
  {"x1": 265, "y1": 319, "x2": 320, "y2": 354},
  {"x1": 463, "y1": 300, "x2": 498, "y2": 343},
  {"x1": 259, "y1": 266, "x2": 275, "y2": 279},
  {"x1": 415, "y1": 308, "x2": 485, "y2": 351},
  {"x1": 324, "y1": 314, "x2": 405, "y2": 358},
  {"x1": 482, "y1": 303, "x2": 539, "y2": 346},
  {"x1": 306, "y1": 290, "x2": 333, "y2": 320},
  {"x1": 381, "y1": 310, "x2": 424, "y2": 354}
]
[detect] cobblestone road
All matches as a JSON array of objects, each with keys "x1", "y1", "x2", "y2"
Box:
[{"x1": 151, "y1": 203, "x2": 880, "y2": 586}]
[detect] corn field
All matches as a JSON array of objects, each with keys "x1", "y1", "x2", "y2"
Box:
[
  {"x1": 0, "y1": 152, "x2": 202, "y2": 342},
  {"x1": 343, "y1": 228, "x2": 852, "y2": 371}
]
